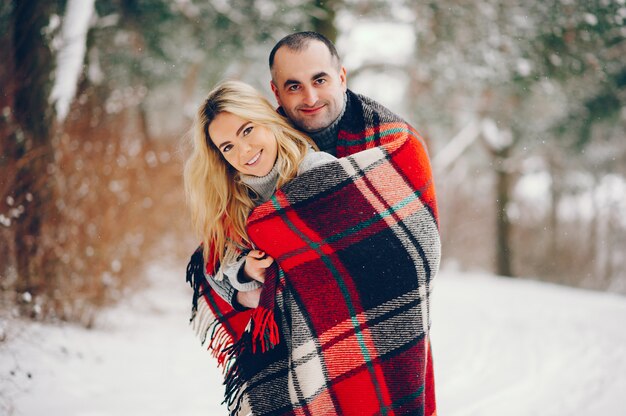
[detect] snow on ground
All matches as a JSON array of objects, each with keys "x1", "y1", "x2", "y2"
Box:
[
  {"x1": 430, "y1": 271, "x2": 626, "y2": 416},
  {"x1": 2, "y1": 265, "x2": 626, "y2": 416},
  {"x1": 0, "y1": 262, "x2": 226, "y2": 416}
]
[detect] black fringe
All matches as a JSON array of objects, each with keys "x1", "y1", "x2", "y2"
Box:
[
  {"x1": 186, "y1": 245, "x2": 250, "y2": 415},
  {"x1": 222, "y1": 331, "x2": 252, "y2": 415},
  {"x1": 221, "y1": 310, "x2": 287, "y2": 416},
  {"x1": 185, "y1": 245, "x2": 206, "y2": 322}
]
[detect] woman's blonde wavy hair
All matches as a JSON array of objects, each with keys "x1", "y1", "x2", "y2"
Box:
[{"x1": 184, "y1": 80, "x2": 314, "y2": 269}]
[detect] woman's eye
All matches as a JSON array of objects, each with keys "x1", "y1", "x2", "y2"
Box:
[
  {"x1": 223, "y1": 144, "x2": 233, "y2": 153},
  {"x1": 242, "y1": 126, "x2": 253, "y2": 136}
]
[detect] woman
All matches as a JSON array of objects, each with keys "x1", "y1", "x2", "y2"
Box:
[
  {"x1": 184, "y1": 80, "x2": 335, "y2": 314},
  {"x1": 185, "y1": 80, "x2": 440, "y2": 416}
]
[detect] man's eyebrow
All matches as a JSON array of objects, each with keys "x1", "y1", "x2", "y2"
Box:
[
  {"x1": 283, "y1": 72, "x2": 329, "y2": 89},
  {"x1": 311, "y1": 71, "x2": 328, "y2": 80},
  {"x1": 283, "y1": 79, "x2": 300, "y2": 88}
]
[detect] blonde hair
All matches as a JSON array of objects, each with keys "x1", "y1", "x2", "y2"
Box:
[{"x1": 184, "y1": 80, "x2": 314, "y2": 269}]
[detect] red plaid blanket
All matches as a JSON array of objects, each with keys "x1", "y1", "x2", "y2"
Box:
[{"x1": 186, "y1": 91, "x2": 440, "y2": 415}]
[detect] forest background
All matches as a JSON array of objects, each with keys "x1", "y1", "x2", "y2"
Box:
[{"x1": 1, "y1": 0, "x2": 625, "y2": 325}]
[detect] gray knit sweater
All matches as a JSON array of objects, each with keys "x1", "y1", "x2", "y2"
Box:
[{"x1": 205, "y1": 148, "x2": 336, "y2": 309}]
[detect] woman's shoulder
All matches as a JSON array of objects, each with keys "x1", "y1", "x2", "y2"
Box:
[{"x1": 297, "y1": 148, "x2": 337, "y2": 175}]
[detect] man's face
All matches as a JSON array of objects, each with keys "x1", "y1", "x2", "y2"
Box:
[{"x1": 270, "y1": 41, "x2": 347, "y2": 133}]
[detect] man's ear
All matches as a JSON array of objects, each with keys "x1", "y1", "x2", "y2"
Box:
[
  {"x1": 270, "y1": 81, "x2": 282, "y2": 107},
  {"x1": 339, "y1": 66, "x2": 347, "y2": 91}
]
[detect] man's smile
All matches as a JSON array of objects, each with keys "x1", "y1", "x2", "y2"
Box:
[{"x1": 298, "y1": 104, "x2": 326, "y2": 115}]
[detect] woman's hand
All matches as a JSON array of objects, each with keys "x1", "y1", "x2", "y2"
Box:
[
  {"x1": 243, "y1": 250, "x2": 274, "y2": 284},
  {"x1": 236, "y1": 287, "x2": 262, "y2": 309}
]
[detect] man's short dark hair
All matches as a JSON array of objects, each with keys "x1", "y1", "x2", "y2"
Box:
[{"x1": 269, "y1": 31, "x2": 341, "y2": 70}]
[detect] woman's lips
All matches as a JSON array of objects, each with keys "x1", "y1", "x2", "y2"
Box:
[{"x1": 246, "y1": 150, "x2": 262, "y2": 166}]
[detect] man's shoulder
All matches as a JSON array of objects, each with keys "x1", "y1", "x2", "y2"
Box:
[{"x1": 346, "y1": 90, "x2": 411, "y2": 127}]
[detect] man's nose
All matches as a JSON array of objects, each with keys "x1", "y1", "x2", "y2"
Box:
[{"x1": 302, "y1": 88, "x2": 318, "y2": 106}]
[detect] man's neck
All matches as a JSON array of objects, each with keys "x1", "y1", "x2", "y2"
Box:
[{"x1": 307, "y1": 92, "x2": 347, "y2": 156}]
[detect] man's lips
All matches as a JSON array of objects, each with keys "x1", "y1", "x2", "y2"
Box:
[
  {"x1": 245, "y1": 150, "x2": 262, "y2": 166},
  {"x1": 298, "y1": 104, "x2": 326, "y2": 115}
]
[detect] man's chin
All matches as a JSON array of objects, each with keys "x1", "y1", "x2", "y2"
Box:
[{"x1": 296, "y1": 119, "x2": 330, "y2": 133}]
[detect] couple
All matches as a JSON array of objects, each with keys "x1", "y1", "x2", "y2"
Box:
[{"x1": 185, "y1": 32, "x2": 441, "y2": 416}]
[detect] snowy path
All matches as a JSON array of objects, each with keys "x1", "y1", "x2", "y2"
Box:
[
  {"x1": 1, "y1": 265, "x2": 626, "y2": 415},
  {"x1": 431, "y1": 272, "x2": 626, "y2": 416},
  {"x1": 0, "y1": 263, "x2": 227, "y2": 416}
]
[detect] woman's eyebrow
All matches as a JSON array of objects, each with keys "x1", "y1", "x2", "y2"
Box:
[
  {"x1": 216, "y1": 139, "x2": 231, "y2": 150},
  {"x1": 216, "y1": 121, "x2": 252, "y2": 150},
  {"x1": 236, "y1": 121, "x2": 252, "y2": 137}
]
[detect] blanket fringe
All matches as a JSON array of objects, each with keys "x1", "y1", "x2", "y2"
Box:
[
  {"x1": 222, "y1": 333, "x2": 251, "y2": 415},
  {"x1": 221, "y1": 309, "x2": 279, "y2": 415},
  {"x1": 221, "y1": 308, "x2": 280, "y2": 414},
  {"x1": 191, "y1": 300, "x2": 213, "y2": 344},
  {"x1": 192, "y1": 299, "x2": 246, "y2": 414},
  {"x1": 186, "y1": 247, "x2": 206, "y2": 322},
  {"x1": 186, "y1": 247, "x2": 237, "y2": 369},
  {"x1": 185, "y1": 245, "x2": 279, "y2": 414},
  {"x1": 250, "y1": 306, "x2": 280, "y2": 353},
  {"x1": 208, "y1": 318, "x2": 234, "y2": 368}
]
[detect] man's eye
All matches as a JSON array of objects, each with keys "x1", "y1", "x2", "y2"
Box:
[
  {"x1": 315, "y1": 78, "x2": 326, "y2": 85},
  {"x1": 242, "y1": 126, "x2": 253, "y2": 136},
  {"x1": 288, "y1": 85, "x2": 300, "y2": 91},
  {"x1": 223, "y1": 144, "x2": 233, "y2": 153}
]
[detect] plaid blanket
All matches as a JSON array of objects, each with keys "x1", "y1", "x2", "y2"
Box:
[{"x1": 186, "y1": 91, "x2": 440, "y2": 415}]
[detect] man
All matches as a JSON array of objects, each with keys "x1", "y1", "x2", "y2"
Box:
[
  {"x1": 268, "y1": 31, "x2": 438, "y2": 416},
  {"x1": 187, "y1": 32, "x2": 439, "y2": 416},
  {"x1": 269, "y1": 32, "x2": 347, "y2": 148}
]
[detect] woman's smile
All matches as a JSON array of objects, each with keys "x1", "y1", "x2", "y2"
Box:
[{"x1": 245, "y1": 150, "x2": 262, "y2": 166}]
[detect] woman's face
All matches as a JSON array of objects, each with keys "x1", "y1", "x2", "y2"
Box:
[{"x1": 208, "y1": 112, "x2": 278, "y2": 177}]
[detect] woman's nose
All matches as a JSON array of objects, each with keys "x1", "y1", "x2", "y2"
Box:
[{"x1": 241, "y1": 140, "x2": 253, "y2": 154}]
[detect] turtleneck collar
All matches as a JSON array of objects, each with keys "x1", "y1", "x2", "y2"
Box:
[{"x1": 239, "y1": 159, "x2": 281, "y2": 205}]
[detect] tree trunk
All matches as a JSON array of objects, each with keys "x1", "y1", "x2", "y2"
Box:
[
  {"x1": 11, "y1": 0, "x2": 55, "y2": 293},
  {"x1": 496, "y1": 148, "x2": 513, "y2": 276},
  {"x1": 312, "y1": 0, "x2": 338, "y2": 42},
  {"x1": 495, "y1": 148, "x2": 513, "y2": 277},
  {"x1": 481, "y1": 121, "x2": 515, "y2": 278},
  {"x1": 547, "y1": 151, "x2": 561, "y2": 271},
  {"x1": 138, "y1": 101, "x2": 152, "y2": 144}
]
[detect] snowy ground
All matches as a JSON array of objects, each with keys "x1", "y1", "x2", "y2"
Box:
[
  {"x1": 0, "y1": 263, "x2": 226, "y2": 416},
  {"x1": 1, "y1": 264, "x2": 626, "y2": 416},
  {"x1": 430, "y1": 271, "x2": 626, "y2": 416}
]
